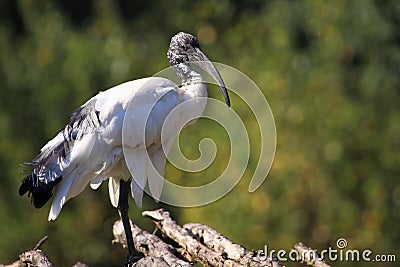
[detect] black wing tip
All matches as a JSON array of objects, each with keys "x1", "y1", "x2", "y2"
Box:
[
  {"x1": 19, "y1": 174, "x2": 32, "y2": 196},
  {"x1": 19, "y1": 184, "x2": 28, "y2": 196},
  {"x1": 31, "y1": 191, "x2": 53, "y2": 208},
  {"x1": 19, "y1": 173, "x2": 62, "y2": 208}
]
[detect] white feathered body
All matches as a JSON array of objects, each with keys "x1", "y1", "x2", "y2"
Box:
[{"x1": 21, "y1": 75, "x2": 207, "y2": 221}]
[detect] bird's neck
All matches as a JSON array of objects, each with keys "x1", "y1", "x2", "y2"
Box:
[{"x1": 173, "y1": 63, "x2": 208, "y2": 101}]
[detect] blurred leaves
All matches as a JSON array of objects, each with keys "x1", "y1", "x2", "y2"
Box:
[{"x1": 0, "y1": 0, "x2": 399, "y2": 266}]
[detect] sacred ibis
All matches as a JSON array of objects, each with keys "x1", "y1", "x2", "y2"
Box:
[{"x1": 19, "y1": 32, "x2": 230, "y2": 265}]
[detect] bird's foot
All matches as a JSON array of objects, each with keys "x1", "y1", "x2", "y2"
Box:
[{"x1": 124, "y1": 251, "x2": 143, "y2": 267}]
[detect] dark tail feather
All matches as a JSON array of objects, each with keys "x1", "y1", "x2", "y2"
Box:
[
  {"x1": 19, "y1": 173, "x2": 62, "y2": 208},
  {"x1": 18, "y1": 176, "x2": 31, "y2": 196},
  {"x1": 31, "y1": 191, "x2": 54, "y2": 208}
]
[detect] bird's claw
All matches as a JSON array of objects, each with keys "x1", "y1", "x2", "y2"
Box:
[{"x1": 124, "y1": 252, "x2": 143, "y2": 267}]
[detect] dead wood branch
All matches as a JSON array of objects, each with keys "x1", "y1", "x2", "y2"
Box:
[
  {"x1": 184, "y1": 223, "x2": 281, "y2": 266},
  {"x1": 293, "y1": 243, "x2": 331, "y2": 267},
  {"x1": 112, "y1": 219, "x2": 191, "y2": 266},
  {"x1": 116, "y1": 208, "x2": 284, "y2": 266},
  {"x1": 0, "y1": 236, "x2": 87, "y2": 267},
  {"x1": 0, "y1": 236, "x2": 54, "y2": 267},
  {"x1": 2, "y1": 209, "x2": 331, "y2": 267},
  {"x1": 142, "y1": 209, "x2": 239, "y2": 267}
]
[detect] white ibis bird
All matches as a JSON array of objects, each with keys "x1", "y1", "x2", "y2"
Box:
[{"x1": 19, "y1": 32, "x2": 230, "y2": 265}]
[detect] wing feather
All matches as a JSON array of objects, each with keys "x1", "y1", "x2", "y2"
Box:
[
  {"x1": 147, "y1": 149, "x2": 166, "y2": 202},
  {"x1": 19, "y1": 98, "x2": 100, "y2": 208},
  {"x1": 108, "y1": 177, "x2": 120, "y2": 208},
  {"x1": 20, "y1": 77, "x2": 183, "y2": 216},
  {"x1": 124, "y1": 147, "x2": 147, "y2": 208}
]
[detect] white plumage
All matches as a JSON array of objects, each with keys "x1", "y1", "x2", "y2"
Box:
[
  {"x1": 20, "y1": 32, "x2": 230, "y2": 265},
  {"x1": 47, "y1": 76, "x2": 202, "y2": 220}
]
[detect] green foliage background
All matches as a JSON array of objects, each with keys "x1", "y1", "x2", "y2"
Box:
[{"x1": 0, "y1": 0, "x2": 399, "y2": 266}]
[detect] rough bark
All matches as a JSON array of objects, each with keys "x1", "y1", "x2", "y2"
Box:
[
  {"x1": 139, "y1": 209, "x2": 282, "y2": 267},
  {"x1": 1, "y1": 209, "x2": 331, "y2": 267},
  {"x1": 0, "y1": 236, "x2": 87, "y2": 267},
  {"x1": 293, "y1": 243, "x2": 331, "y2": 267},
  {"x1": 112, "y1": 219, "x2": 190, "y2": 266}
]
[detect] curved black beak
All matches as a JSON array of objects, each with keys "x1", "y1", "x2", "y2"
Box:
[{"x1": 189, "y1": 48, "x2": 231, "y2": 107}]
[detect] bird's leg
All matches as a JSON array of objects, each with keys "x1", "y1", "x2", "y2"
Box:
[{"x1": 118, "y1": 179, "x2": 141, "y2": 266}]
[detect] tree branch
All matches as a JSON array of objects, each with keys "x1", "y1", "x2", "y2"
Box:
[
  {"x1": 0, "y1": 236, "x2": 88, "y2": 267},
  {"x1": 114, "y1": 208, "x2": 284, "y2": 267},
  {"x1": 112, "y1": 219, "x2": 191, "y2": 266},
  {"x1": 1, "y1": 209, "x2": 332, "y2": 267},
  {"x1": 33, "y1": 236, "x2": 49, "y2": 250},
  {"x1": 293, "y1": 242, "x2": 331, "y2": 267},
  {"x1": 144, "y1": 209, "x2": 284, "y2": 266}
]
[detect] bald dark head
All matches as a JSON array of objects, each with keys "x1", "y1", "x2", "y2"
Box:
[{"x1": 167, "y1": 32, "x2": 201, "y2": 66}]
